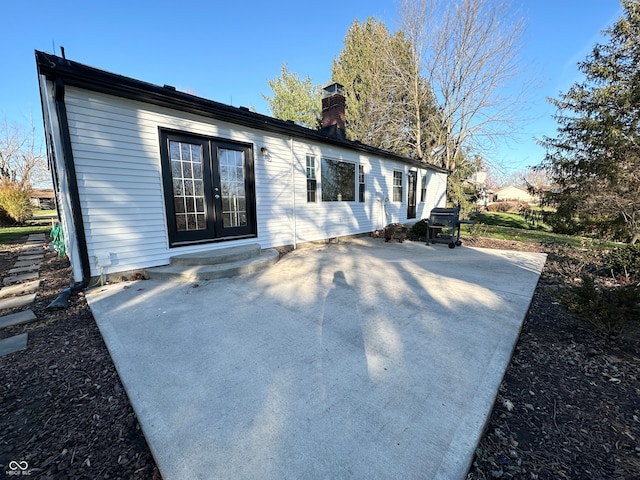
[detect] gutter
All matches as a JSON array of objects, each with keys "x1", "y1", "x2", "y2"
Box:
[
  {"x1": 290, "y1": 137, "x2": 297, "y2": 249},
  {"x1": 53, "y1": 77, "x2": 91, "y2": 287}
]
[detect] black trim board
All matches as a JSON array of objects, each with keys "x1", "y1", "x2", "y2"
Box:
[
  {"x1": 34, "y1": 50, "x2": 447, "y2": 174},
  {"x1": 53, "y1": 78, "x2": 91, "y2": 283}
]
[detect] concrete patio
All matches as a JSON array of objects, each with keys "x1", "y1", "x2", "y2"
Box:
[{"x1": 86, "y1": 237, "x2": 546, "y2": 480}]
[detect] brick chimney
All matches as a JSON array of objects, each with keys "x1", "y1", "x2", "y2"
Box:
[{"x1": 320, "y1": 83, "x2": 346, "y2": 139}]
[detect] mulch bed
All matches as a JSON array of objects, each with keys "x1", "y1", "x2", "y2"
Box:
[
  {"x1": 0, "y1": 242, "x2": 160, "y2": 479},
  {"x1": 0, "y1": 235, "x2": 638, "y2": 479}
]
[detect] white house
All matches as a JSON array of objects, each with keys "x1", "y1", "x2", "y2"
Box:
[
  {"x1": 493, "y1": 185, "x2": 537, "y2": 204},
  {"x1": 36, "y1": 51, "x2": 448, "y2": 283}
]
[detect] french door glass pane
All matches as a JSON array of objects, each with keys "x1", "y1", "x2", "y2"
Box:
[
  {"x1": 219, "y1": 148, "x2": 247, "y2": 227},
  {"x1": 169, "y1": 140, "x2": 206, "y2": 231}
]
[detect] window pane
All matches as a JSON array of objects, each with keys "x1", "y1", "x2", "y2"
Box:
[
  {"x1": 307, "y1": 179, "x2": 317, "y2": 203},
  {"x1": 171, "y1": 160, "x2": 181, "y2": 178},
  {"x1": 193, "y1": 162, "x2": 202, "y2": 179},
  {"x1": 194, "y1": 180, "x2": 204, "y2": 196},
  {"x1": 169, "y1": 140, "x2": 206, "y2": 231},
  {"x1": 173, "y1": 179, "x2": 184, "y2": 196},
  {"x1": 393, "y1": 171, "x2": 403, "y2": 203},
  {"x1": 176, "y1": 214, "x2": 187, "y2": 231},
  {"x1": 306, "y1": 155, "x2": 316, "y2": 179},
  {"x1": 190, "y1": 144, "x2": 201, "y2": 162},
  {"x1": 170, "y1": 141, "x2": 180, "y2": 160},
  {"x1": 186, "y1": 214, "x2": 197, "y2": 230},
  {"x1": 181, "y1": 143, "x2": 191, "y2": 161},
  {"x1": 219, "y1": 148, "x2": 247, "y2": 227},
  {"x1": 321, "y1": 157, "x2": 355, "y2": 202}
]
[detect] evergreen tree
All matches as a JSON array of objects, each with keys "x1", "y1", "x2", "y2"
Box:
[
  {"x1": 540, "y1": 0, "x2": 640, "y2": 243},
  {"x1": 262, "y1": 63, "x2": 322, "y2": 129},
  {"x1": 331, "y1": 18, "x2": 434, "y2": 157}
]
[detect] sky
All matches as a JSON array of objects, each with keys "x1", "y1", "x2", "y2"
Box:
[{"x1": 1, "y1": 0, "x2": 624, "y2": 183}]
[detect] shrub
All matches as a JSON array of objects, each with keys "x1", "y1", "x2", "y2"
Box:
[
  {"x1": 410, "y1": 219, "x2": 428, "y2": 239},
  {"x1": 561, "y1": 273, "x2": 640, "y2": 341},
  {"x1": 0, "y1": 180, "x2": 32, "y2": 224},
  {"x1": 465, "y1": 222, "x2": 488, "y2": 239},
  {"x1": 487, "y1": 201, "x2": 520, "y2": 213},
  {"x1": 607, "y1": 244, "x2": 640, "y2": 281}
]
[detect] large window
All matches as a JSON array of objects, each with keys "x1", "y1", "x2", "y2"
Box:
[
  {"x1": 306, "y1": 155, "x2": 317, "y2": 203},
  {"x1": 321, "y1": 157, "x2": 355, "y2": 202},
  {"x1": 358, "y1": 165, "x2": 365, "y2": 203},
  {"x1": 393, "y1": 171, "x2": 403, "y2": 202}
]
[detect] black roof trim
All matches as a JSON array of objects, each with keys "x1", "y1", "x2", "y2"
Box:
[{"x1": 35, "y1": 50, "x2": 447, "y2": 173}]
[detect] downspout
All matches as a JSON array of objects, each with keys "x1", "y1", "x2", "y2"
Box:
[
  {"x1": 290, "y1": 136, "x2": 297, "y2": 249},
  {"x1": 53, "y1": 77, "x2": 91, "y2": 288}
]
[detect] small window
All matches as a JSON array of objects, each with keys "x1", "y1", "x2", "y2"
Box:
[
  {"x1": 393, "y1": 171, "x2": 403, "y2": 202},
  {"x1": 421, "y1": 173, "x2": 427, "y2": 202},
  {"x1": 358, "y1": 165, "x2": 365, "y2": 203},
  {"x1": 321, "y1": 157, "x2": 356, "y2": 202},
  {"x1": 306, "y1": 155, "x2": 317, "y2": 203}
]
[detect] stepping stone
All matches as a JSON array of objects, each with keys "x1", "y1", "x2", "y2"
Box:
[
  {"x1": 17, "y1": 254, "x2": 44, "y2": 262},
  {"x1": 8, "y1": 265, "x2": 40, "y2": 274},
  {"x1": 0, "y1": 280, "x2": 40, "y2": 298},
  {"x1": 3, "y1": 272, "x2": 39, "y2": 285},
  {"x1": 14, "y1": 259, "x2": 42, "y2": 268},
  {"x1": 0, "y1": 293, "x2": 36, "y2": 311},
  {"x1": 0, "y1": 310, "x2": 37, "y2": 328},
  {"x1": 0, "y1": 333, "x2": 28, "y2": 357}
]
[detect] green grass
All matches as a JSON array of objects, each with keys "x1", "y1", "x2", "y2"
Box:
[
  {"x1": 465, "y1": 212, "x2": 619, "y2": 250},
  {"x1": 0, "y1": 225, "x2": 51, "y2": 247},
  {"x1": 470, "y1": 212, "x2": 551, "y2": 231},
  {"x1": 32, "y1": 209, "x2": 58, "y2": 218}
]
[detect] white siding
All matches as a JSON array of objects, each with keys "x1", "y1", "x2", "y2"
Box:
[{"x1": 58, "y1": 86, "x2": 447, "y2": 278}]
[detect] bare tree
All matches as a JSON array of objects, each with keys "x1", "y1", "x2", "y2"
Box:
[
  {"x1": 0, "y1": 117, "x2": 49, "y2": 188},
  {"x1": 397, "y1": 0, "x2": 527, "y2": 171}
]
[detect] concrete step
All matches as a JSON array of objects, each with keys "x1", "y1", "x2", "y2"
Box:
[
  {"x1": 0, "y1": 333, "x2": 28, "y2": 357},
  {"x1": 0, "y1": 310, "x2": 37, "y2": 329},
  {"x1": 169, "y1": 243, "x2": 262, "y2": 267},
  {"x1": 3, "y1": 272, "x2": 39, "y2": 285},
  {"x1": 146, "y1": 248, "x2": 279, "y2": 281},
  {"x1": 0, "y1": 280, "x2": 41, "y2": 299},
  {"x1": 0, "y1": 293, "x2": 36, "y2": 311}
]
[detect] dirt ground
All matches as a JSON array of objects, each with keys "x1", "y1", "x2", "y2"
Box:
[{"x1": 0, "y1": 235, "x2": 638, "y2": 479}]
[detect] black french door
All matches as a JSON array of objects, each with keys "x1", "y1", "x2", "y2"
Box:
[
  {"x1": 407, "y1": 170, "x2": 417, "y2": 219},
  {"x1": 159, "y1": 130, "x2": 257, "y2": 246}
]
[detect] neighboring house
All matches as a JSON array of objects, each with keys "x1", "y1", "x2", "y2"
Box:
[
  {"x1": 35, "y1": 51, "x2": 448, "y2": 283},
  {"x1": 493, "y1": 185, "x2": 537, "y2": 204},
  {"x1": 30, "y1": 188, "x2": 56, "y2": 210}
]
